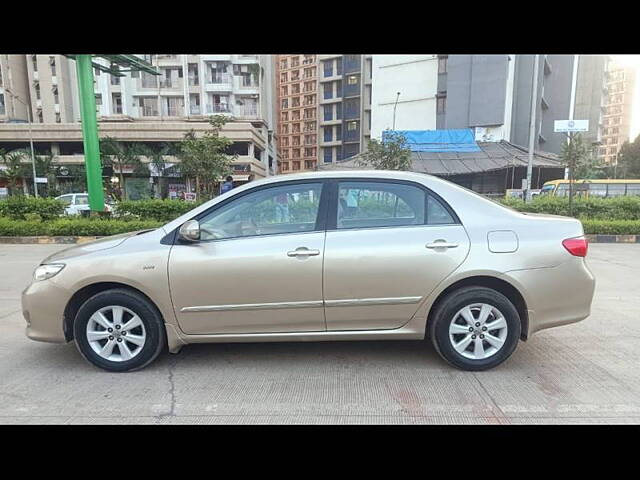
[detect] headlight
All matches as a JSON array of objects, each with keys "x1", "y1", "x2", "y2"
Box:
[{"x1": 33, "y1": 264, "x2": 65, "y2": 281}]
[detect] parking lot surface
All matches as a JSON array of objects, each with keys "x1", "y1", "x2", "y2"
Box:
[{"x1": 1, "y1": 243, "x2": 639, "y2": 424}]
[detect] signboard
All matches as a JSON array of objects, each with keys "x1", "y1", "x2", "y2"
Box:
[
  {"x1": 184, "y1": 192, "x2": 197, "y2": 202},
  {"x1": 554, "y1": 120, "x2": 589, "y2": 133},
  {"x1": 35, "y1": 177, "x2": 48, "y2": 183}
]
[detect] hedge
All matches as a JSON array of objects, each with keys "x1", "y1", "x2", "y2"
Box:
[
  {"x1": 581, "y1": 219, "x2": 640, "y2": 235},
  {"x1": 0, "y1": 197, "x2": 65, "y2": 220},
  {"x1": 500, "y1": 196, "x2": 640, "y2": 220},
  {"x1": 115, "y1": 199, "x2": 203, "y2": 222},
  {"x1": 0, "y1": 218, "x2": 162, "y2": 236}
]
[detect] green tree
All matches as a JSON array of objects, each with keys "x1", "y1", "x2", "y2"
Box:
[
  {"x1": 617, "y1": 134, "x2": 640, "y2": 178},
  {"x1": 0, "y1": 149, "x2": 29, "y2": 196},
  {"x1": 560, "y1": 133, "x2": 589, "y2": 179},
  {"x1": 357, "y1": 130, "x2": 412, "y2": 171},
  {"x1": 140, "y1": 143, "x2": 174, "y2": 199},
  {"x1": 100, "y1": 137, "x2": 145, "y2": 200},
  {"x1": 177, "y1": 115, "x2": 236, "y2": 199}
]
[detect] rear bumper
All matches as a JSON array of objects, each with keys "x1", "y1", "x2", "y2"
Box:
[
  {"x1": 504, "y1": 257, "x2": 596, "y2": 337},
  {"x1": 22, "y1": 280, "x2": 70, "y2": 344}
]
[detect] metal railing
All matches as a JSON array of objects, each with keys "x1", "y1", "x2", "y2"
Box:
[
  {"x1": 206, "y1": 103, "x2": 231, "y2": 113},
  {"x1": 164, "y1": 105, "x2": 184, "y2": 117},
  {"x1": 234, "y1": 103, "x2": 258, "y2": 117},
  {"x1": 141, "y1": 105, "x2": 159, "y2": 116},
  {"x1": 207, "y1": 73, "x2": 232, "y2": 84}
]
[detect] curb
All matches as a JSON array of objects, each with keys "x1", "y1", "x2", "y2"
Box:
[
  {"x1": 1, "y1": 235, "x2": 639, "y2": 244},
  {"x1": 0, "y1": 236, "x2": 104, "y2": 244},
  {"x1": 585, "y1": 234, "x2": 640, "y2": 243}
]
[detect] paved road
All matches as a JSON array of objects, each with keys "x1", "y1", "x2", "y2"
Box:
[{"x1": 1, "y1": 243, "x2": 639, "y2": 424}]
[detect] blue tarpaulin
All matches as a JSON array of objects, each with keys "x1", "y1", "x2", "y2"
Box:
[{"x1": 383, "y1": 129, "x2": 481, "y2": 153}]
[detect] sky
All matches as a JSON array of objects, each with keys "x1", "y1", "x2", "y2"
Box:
[{"x1": 610, "y1": 55, "x2": 640, "y2": 141}]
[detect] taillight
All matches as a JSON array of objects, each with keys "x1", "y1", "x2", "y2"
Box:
[{"x1": 562, "y1": 236, "x2": 588, "y2": 257}]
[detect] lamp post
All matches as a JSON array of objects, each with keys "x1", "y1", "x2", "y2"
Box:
[
  {"x1": 392, "y1": 92, "x2": 401, "y2": 130},
  {"x1": 525, "y1": 55, "x2": 540, "y2": 203},
  {"x1": 4, "y1": 86, "x2": 38, "y2": 197}
]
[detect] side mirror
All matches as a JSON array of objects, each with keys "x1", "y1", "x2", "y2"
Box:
[{"x1": 178, "y1": 220, "x2": 201, "y2": 242}]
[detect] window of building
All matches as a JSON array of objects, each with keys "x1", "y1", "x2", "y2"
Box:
[
  {"x1": 324, "y1": 104, "x2": 332, "y2": 121},
  {"x1": 55, "y1": 112, "x2": 61, "y2": 123},
  {"x1": 281, "y1": 111, "x2": 288, "y2": 121},
  {"x1": 94, "y1": 66, "x2": 101, "y2": 76},
  {"x1": 292, "y1": 84, "x2": 300, "y2": 94},
  {"x1": 438, "y1": 55, "x2": 448, "y2": 74},
  {"x1": 324, "y1": 148, "x2": 333, "y2": 163},
  {"x1": 53, "y1": 86, "x2": 59, "y2": 105},
  {"x1": 323, "y1": 83, "x2": 333, "y2": 100},
  {"x1": 280, "y1": 59, "x2": 288, "y2": 70},
  {"x1": 347, "y1": 75, "x2": 358, "y2": 85},
  {"x1": 95, "y1": 94, "x2": 102, "y2": 106},
  {"x1": 112, "y1": 93, "x2": 123, "y2": 114},
  {"x1": 281, "y1": 99, "x2": 288, "y2": 109},
  {"x1": 188, "y1": 64, "x2": 199, "y2": 86},
  {"x1": 437, "y1": 94, "x2": 446, "y2": 114},
  {"x1": 0, "y1": 93, "x2": 5, "y2": 115},
  {"x1": 34, "y1": 82, "x2": 41, "y2": 100},
  {"x1": 336, "y1": 102, "x2": 342, "y2": 119},
  {"x1": 336, "y1": 125, "x2": 342, "y2": 141},
  {"x1": 347, "y1": 121, "x2": 358, "y2": 131},
  {"x1": 49, "y1": 56, "x2": 56, "y2": 76},
  {"x1": 281, "y1": 72, "x2": 287, "y2": 83},
  {"x1": 31, "y1": 55, "x2": 38, "y2": 72},
  {"x1": 293, "y1": 149, "x2": 301, "y2": 159},
  {"x1": 323, "y1": 60, "x2": 333, "y2": 78},
  {"x1": 293, "y1": 161, "x2": 300, "y2": 170},
  {"x1": 324, "y1": 127, "x2": 332, "y2": 142},
  {"x1": 305, "y1": 160, "x2": 315, "y2": 169}
]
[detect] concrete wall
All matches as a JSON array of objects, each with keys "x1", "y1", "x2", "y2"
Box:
[{"x1": 370, "y1": 55, "x2": 438, "y2": 139}]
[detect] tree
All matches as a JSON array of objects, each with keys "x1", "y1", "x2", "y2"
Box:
[
  {"x1": 140, "y1": 142, "x2": 176, "y2": 199},
  {"x1": 177, "y1": 115, "x2": 236, "y2": 199},
  {"x1": 0, "y1": 149, "x2": 29, "y2": 196},
  {"x1": 357, "y1": 130, "x2": 412, "y2": 171},
  {"x1": 560, "y1": 133, "x2": 590, "y2": 177},
  {"x1": 617, "y1": 134, "x2": 640, "y2": 178},
  {"x1": 100, "y1": 137, "x2": 145, "y2": 200}
]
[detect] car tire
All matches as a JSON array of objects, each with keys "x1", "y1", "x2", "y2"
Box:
[
  {"x1": 429, "y1": 286, "x2": 521, "y2": 371},
  {"x1": 73, "y1": 289, "x2": 166, "y2": 372}
]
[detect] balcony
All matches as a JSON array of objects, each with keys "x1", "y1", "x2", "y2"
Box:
[
  {"x1": 201, "y1": 55, "x2": 231, "y2": 62},
  {"x1": 205, "y1": 73, "x2": 232, "y2": 91},
  {"x1": 190, "y1": 105, "x2": 201, "y2": 115},
  {"x1": 234, "y1": 75, "x2": 259, "y2": 92},
  {"x1": 140, "y1": 105, "x2": 160, "y2": 117},
  {"x1": 163, "y1": 105, "x2": 185, "y2": 117},
  {"x1": 206, "y1": 103, "x2": 232, "y2": 114},
  {"x1": 159, "y1": 78, "x2": 184, "y2": 90},
  {"x1": 235, "y1": 103, "x2": 259, "y2": 118}
]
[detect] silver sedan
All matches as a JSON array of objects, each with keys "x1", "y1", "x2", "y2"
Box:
[{"x1": 22, "y1": 171, "x2": 595, "y2": 371}]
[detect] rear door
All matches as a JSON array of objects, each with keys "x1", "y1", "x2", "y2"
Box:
[{"x1": 322, "y1": 179, "x2": 470, "y2": 331}]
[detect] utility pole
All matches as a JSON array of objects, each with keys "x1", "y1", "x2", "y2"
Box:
[
  {"x1": 392, "y1": 92, "x2": 401, "y2": 130},
  {"x1": 4, "y1": 87, "x2": 38, "y2": 197},
  {"x1": 525, "y1": 55, "x2": 540, "y2": 203}
]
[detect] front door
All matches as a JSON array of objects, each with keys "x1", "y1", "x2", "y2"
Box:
[
  {"x1": 169, "y1": 181, "x2": 328, "y2": 335},
  {"x1": 323, "y1": 180, "x2": 470, "y2": 331}
]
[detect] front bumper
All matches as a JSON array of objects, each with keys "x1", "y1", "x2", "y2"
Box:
[
  {"x1": 22, "y1": 280, "x2": 70, "y2": 344},
  {"x1": 505, "y1": 256, "x2": 596, "y2": 337}
]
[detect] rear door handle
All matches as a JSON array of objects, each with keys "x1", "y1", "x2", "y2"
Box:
[
  {"x1": 426, "y1": 241, "x2": 459, "y2": 249},
  {"x1": 287, "y1": 248, "x2": 320, "y2": 257}
]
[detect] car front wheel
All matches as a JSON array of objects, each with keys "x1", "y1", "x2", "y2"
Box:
[
  {"x1": 73, "y1": 289, "x2": 166, "y2": 372},
  {"x1": 429, "y1": 286, "x2": 521, "y2": 371}
]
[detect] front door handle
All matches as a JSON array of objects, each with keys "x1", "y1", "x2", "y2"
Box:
[
  {"x1": 426, "y1": 241, "x2": 459, "y2": 249},
  {"x1": 287, "y1": 248, "x2": 321, "y2": 257}
]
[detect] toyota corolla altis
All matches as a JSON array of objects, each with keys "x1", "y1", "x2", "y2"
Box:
[{"x1": 22, "y1": 171, "x2": 595, "y2": 372}]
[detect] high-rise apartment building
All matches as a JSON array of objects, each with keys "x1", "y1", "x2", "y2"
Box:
[
  {"x1": 0, "y1": 54, "x2": 32, "y2": 122},
  {"x1": 600, "y1": 62, "x2": 636, "y2": 164},
  {"x1": 371, "y1": 54, "x2": 608, "y2": 157},
  {"x1": 0, "y1": 55, "x2": 279, "y2": 193},
  {"x1": 573, "y1": 55, "x2": 609, "y2": 151},
  {"x1": 317, "y1": 54, "x2": 372, "y2": 166},
  {"x1": 276, "y1": 54, "x2": 318, "y2": 173}
]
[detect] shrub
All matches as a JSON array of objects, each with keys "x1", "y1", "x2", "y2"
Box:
[
  {"x1": 114, "y1": 199, "x2": 202, "y2": 222},
  {"x1": 581, "y1": 219, "x2": 640, "y2": 235},
  {"x1": 500, "y1": 196, "x2": 640, "y2": 220},
  {"x1": 0, "y1": 197, "x2": 65, "y2": 220},
  {"x1": 0, "y1": 218, "x2": 163, "y2": 236}
]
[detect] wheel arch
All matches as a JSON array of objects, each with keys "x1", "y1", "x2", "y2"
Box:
[
  {"x1": 63, "y1": 282, "x2": 165, "y2": 342},
  {"x1": 425, "y1": 275, "x2": 529, "y2": 341}
]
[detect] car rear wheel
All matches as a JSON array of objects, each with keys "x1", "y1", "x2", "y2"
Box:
[
  {"x1": 429, "y1": 286, "x2": 521, "y2": 371},
  {"x1": 73, "y1": 289, "x2": 166, "y2": 372}
]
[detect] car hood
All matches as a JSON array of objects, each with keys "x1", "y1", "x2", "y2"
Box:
[{"x1": 41, "y1": 229, "x2": 156, "y2": 264}]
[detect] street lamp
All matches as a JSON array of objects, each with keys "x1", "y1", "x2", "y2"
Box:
[
  {"x1": 392, "y1": 92, "x2": 401, "y2": 130},
  {"x1": 3, "y1": 86, "x2": 38, "y2": 197}
]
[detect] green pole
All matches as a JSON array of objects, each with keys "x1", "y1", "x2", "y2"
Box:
[{"x1": 75, "y1": 55, "x2": 105, "y2": 212}]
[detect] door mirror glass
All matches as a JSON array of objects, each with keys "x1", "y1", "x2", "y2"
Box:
[{"x1": 178, "y1": 220, "x2": 201, "y2": 242}]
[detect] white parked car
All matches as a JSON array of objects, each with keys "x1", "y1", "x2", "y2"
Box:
[{"x1": 56, "y1": 193, "x2": 113, "y2": 216}]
